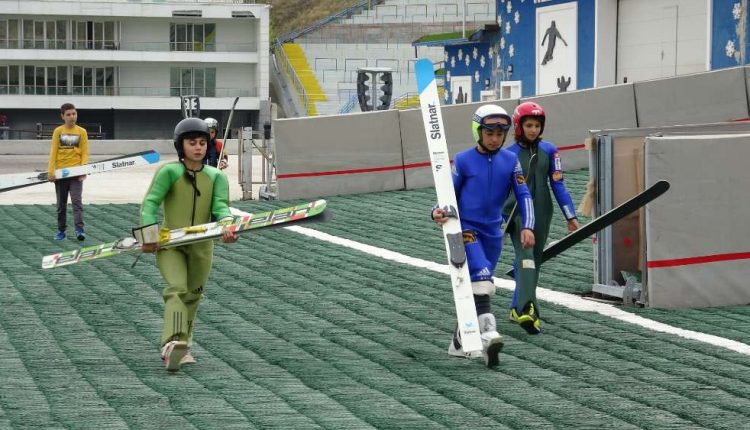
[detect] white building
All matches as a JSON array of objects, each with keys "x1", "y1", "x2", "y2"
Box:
[{"x1": 0, "y1": 0, "x2": 269, "y2": 139}]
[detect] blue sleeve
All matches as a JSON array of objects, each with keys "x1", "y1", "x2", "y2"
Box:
[
  {"x1": 452, "y1": 154, "x2": 465, "y2": 199},
  {"x1": 510, "y1": 157, "x2": 535, "y2": 230},
  {"x1": 545, "y1": 143, "x2": 577, "y2": 220}
]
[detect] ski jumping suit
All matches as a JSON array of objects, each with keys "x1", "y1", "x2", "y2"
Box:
[
  {"x1": 141, "y1": 161, "x2": 232, "y2": 346},
  {"x1": 503, "y1": 140, "x2": 577, "y2": 315},
  {"x1": 453, "y1": 147, "x2": 534, "y2": 291},
  {"x1": 203, "y1": 138, "x2": 225, "y2": 168}
]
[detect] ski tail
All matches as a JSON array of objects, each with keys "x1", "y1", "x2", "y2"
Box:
[
  {"x1": 505, "y1": 180, "x2": 670, "y2": 277},
  {"x1": 218, "y1": 96, "x2": 240, "y2": 163}
]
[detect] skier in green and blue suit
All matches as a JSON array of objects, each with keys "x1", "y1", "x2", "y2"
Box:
[
  {"x1": 503, "y1": 102, "x2": 580, "y2": 335},
  {"x1": 135, "y1": 117, "x2": 239, "y2": 372}
]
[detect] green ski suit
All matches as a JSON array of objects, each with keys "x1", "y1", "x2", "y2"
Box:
[
  {"x1": 141, "y1": 161, "x2": 232, "y2": 346},
  {"x1": 503, "y1": 140, "x2": 577, "y2": 315}
]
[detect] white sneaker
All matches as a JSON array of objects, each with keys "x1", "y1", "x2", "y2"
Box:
[
  {"x1": 161, "y1": 340, "x2": 188, "y2": 372},
  {"x1": 180, "y1": 348, "x2": 196, "y2": 365},
  {"x1": 478, "y1": 313, "x2": 504, "y2": 368}
]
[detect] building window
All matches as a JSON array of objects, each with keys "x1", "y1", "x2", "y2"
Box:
[
  {"x1": 21, "y1": 65, "x2": 72, "y2": 95},
  {"x1": 72, "y1": 66, "x2": 116, "y2": 95},
  {"x1": 170, "y1": 23, "x2": 215, "y2": 52},
  {"x1": 0, "y1": 65, "x2": 21, "y2": 94},
  {"x1": 170, "y1": 67, "x2": 216, "y2": 96},
  {"x1": 18, "y1": 20, "x2": 67, "y2": 49},
  {"x1": 0, "y1": 19, "x2": 20, "y2": 49},
  {"x1": 72, "y1": 20, "x2": 119, "y2": 50}
]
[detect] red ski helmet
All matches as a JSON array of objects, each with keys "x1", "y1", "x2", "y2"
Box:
[{"x1": 512, "y1": 102, "x2": 546, "y2": 138}]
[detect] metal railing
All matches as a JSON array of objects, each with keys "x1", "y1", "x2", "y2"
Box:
[
  {"x1": 0, "y1": 40, "x2": 258, "y2": 53},
  {"x1": 273, "y1": 42, "x2": 310, "y2": 116},
  {"x1": 338, "y1": 93, "x2": 359, "y2": 114},
  {"x1": 0, "y1": 86, "x2": 257, "y2": 97}
]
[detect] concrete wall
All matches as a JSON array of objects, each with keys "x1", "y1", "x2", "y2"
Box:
[
  {"x1": 526, "y1": 83, "x2": 638, "y2": 169},
  {"x1": 274, "y1": 111, "x2": 405, "y2": 199},
  {"x1": 634, "y1": 67, "x2": 749, "y2": 127},
  {"x1": 273, "y1": 65, "x2": 750, "y2": 200}
]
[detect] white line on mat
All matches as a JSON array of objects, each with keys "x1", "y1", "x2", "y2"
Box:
[{"x1": 286, "y1": 225, "x2": 750, "y2": 357}]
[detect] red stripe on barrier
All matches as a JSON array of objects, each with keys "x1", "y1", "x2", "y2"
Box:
[
  {"x1": 558, "y1": 143, "x2": 586, "y2": 151},
  {"x1": 277, "y1": 161, "x2": 432, "y2": 179},
  {"x1": 647, "y1": 251, "x2": 750, "y2": 268}
]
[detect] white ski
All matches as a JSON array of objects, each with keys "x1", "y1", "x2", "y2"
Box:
[
  {"x1": 0, "y1": 150, "x2": 161, "y2": 193},
  {"x1": 415, "y1": 58, "x2": 482, "y2": 353}
]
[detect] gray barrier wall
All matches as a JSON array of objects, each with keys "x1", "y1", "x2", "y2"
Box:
[
  {"x1": 526, "y1": 84, "x2": 638, "y2": 170},
  {"x1": 644, "y1": 134, "x2": 750, "y2": 308},
  {"x1": 274, "y1": 110, "x2": 405, "y2": 200},
  {"x1": 270, "y1": 66, "x2": 750, "y2": 200},
  {"x1": 634, "y1": 67, "x2": 749, "y2": 127}
]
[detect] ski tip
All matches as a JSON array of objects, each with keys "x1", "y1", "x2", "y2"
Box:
[
  {"x1": 143, "y1": 151, "x2": 161, "y2": 164},
  {"x1": 415, "y1": 59, "x2": 435, "y2": 94}
]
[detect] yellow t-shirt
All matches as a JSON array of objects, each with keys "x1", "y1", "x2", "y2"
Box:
[{"x1": 47, "y1": 124, "x2": 89, "y2": 177}]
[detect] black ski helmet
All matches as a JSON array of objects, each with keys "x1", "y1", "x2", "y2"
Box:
[{"x1": 173, "y1": 117, "x2": 210, "y2": 157}]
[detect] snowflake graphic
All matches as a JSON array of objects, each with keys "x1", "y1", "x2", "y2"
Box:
[
  {"x1": 458, "y1": 48, "x2": 463, "y2": 61},
  {"x1": 444, "y1": 90, "x2": 450, "y2": 102},
  {"x1": 473, "y1": 47, "x2": 478, "y2": 59},
  {"x1": 451, "y1": 56, "x2": 456, "y2": 68},
  {"x1": 480, "y1": 55, "x2": 486, "y2": 68},
  {"x1": 733, "y1": 3, "x2": 742, "y2": 20},
  {"x1": 514, "y1": 11, "x2": 520, "y2": 24},
  {"x1": 497, "y1": 15, "x2": 503, "y2": 27},
  {"x1": 726, "y1": 39, "x2": 736, "y2": 58},
  {"x1": 465, "y1": 55, "x2": 471, "y2": 67},
  {"x1": 509, "y1": 44, "x2": 515, "y2": 58},
  {"x1": 444, "y1": 51, "x2": 449, "y2": 62},
  {"x1": 500, "y1": 37, "x2": 506, "y2": 50},
  {"x1": 474, "y1": 71, "x2": 480, "y2": 83},
  {"x1": 446, "y1": 71, "x2": 451, "y2": 81},
  {"x1": 506, "y1": 22, "x2": 511, "y2": 34},
  {"x1": 497, "y1": 56, "x2": 502, "y2": 68},
  {"x1": 488, "y1": 47, "x2": 494, "y2": 59},
  {"x1": 507, "y1": 1, "x2": 513, "y2": 14}
]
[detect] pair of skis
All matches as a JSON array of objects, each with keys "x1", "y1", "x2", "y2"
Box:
[
  {"x1": 0, "y1": 150, "x2": 161, "y2": 193},
  {"x1": 42, "y1": 200, "x2": 330, "y2": 269}
]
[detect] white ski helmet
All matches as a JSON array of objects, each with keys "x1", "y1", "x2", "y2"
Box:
[
  {"x1": 204, "y1": 117, "x2": 219, "y2": 131},
  {"x1": 471, "y1": 104, "x2": 511, "y2": 143}
]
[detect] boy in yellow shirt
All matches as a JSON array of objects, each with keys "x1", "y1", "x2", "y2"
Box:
[{"x1": 48, "y1": 103, "x2": 89, "y2": 241}]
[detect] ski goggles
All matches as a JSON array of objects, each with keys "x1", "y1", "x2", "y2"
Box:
[{"x1": 480, "y1": 115, "x2": 511, "y2": 131}]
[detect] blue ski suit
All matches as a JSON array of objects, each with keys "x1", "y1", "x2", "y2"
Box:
[{"x1": 452, "y1": 147, "x2": 534, "y2": 283}]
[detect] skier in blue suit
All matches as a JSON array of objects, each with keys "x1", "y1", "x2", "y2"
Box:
[{"x1": 432, "y1": 104, "x2": 535, "y2": 367}]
